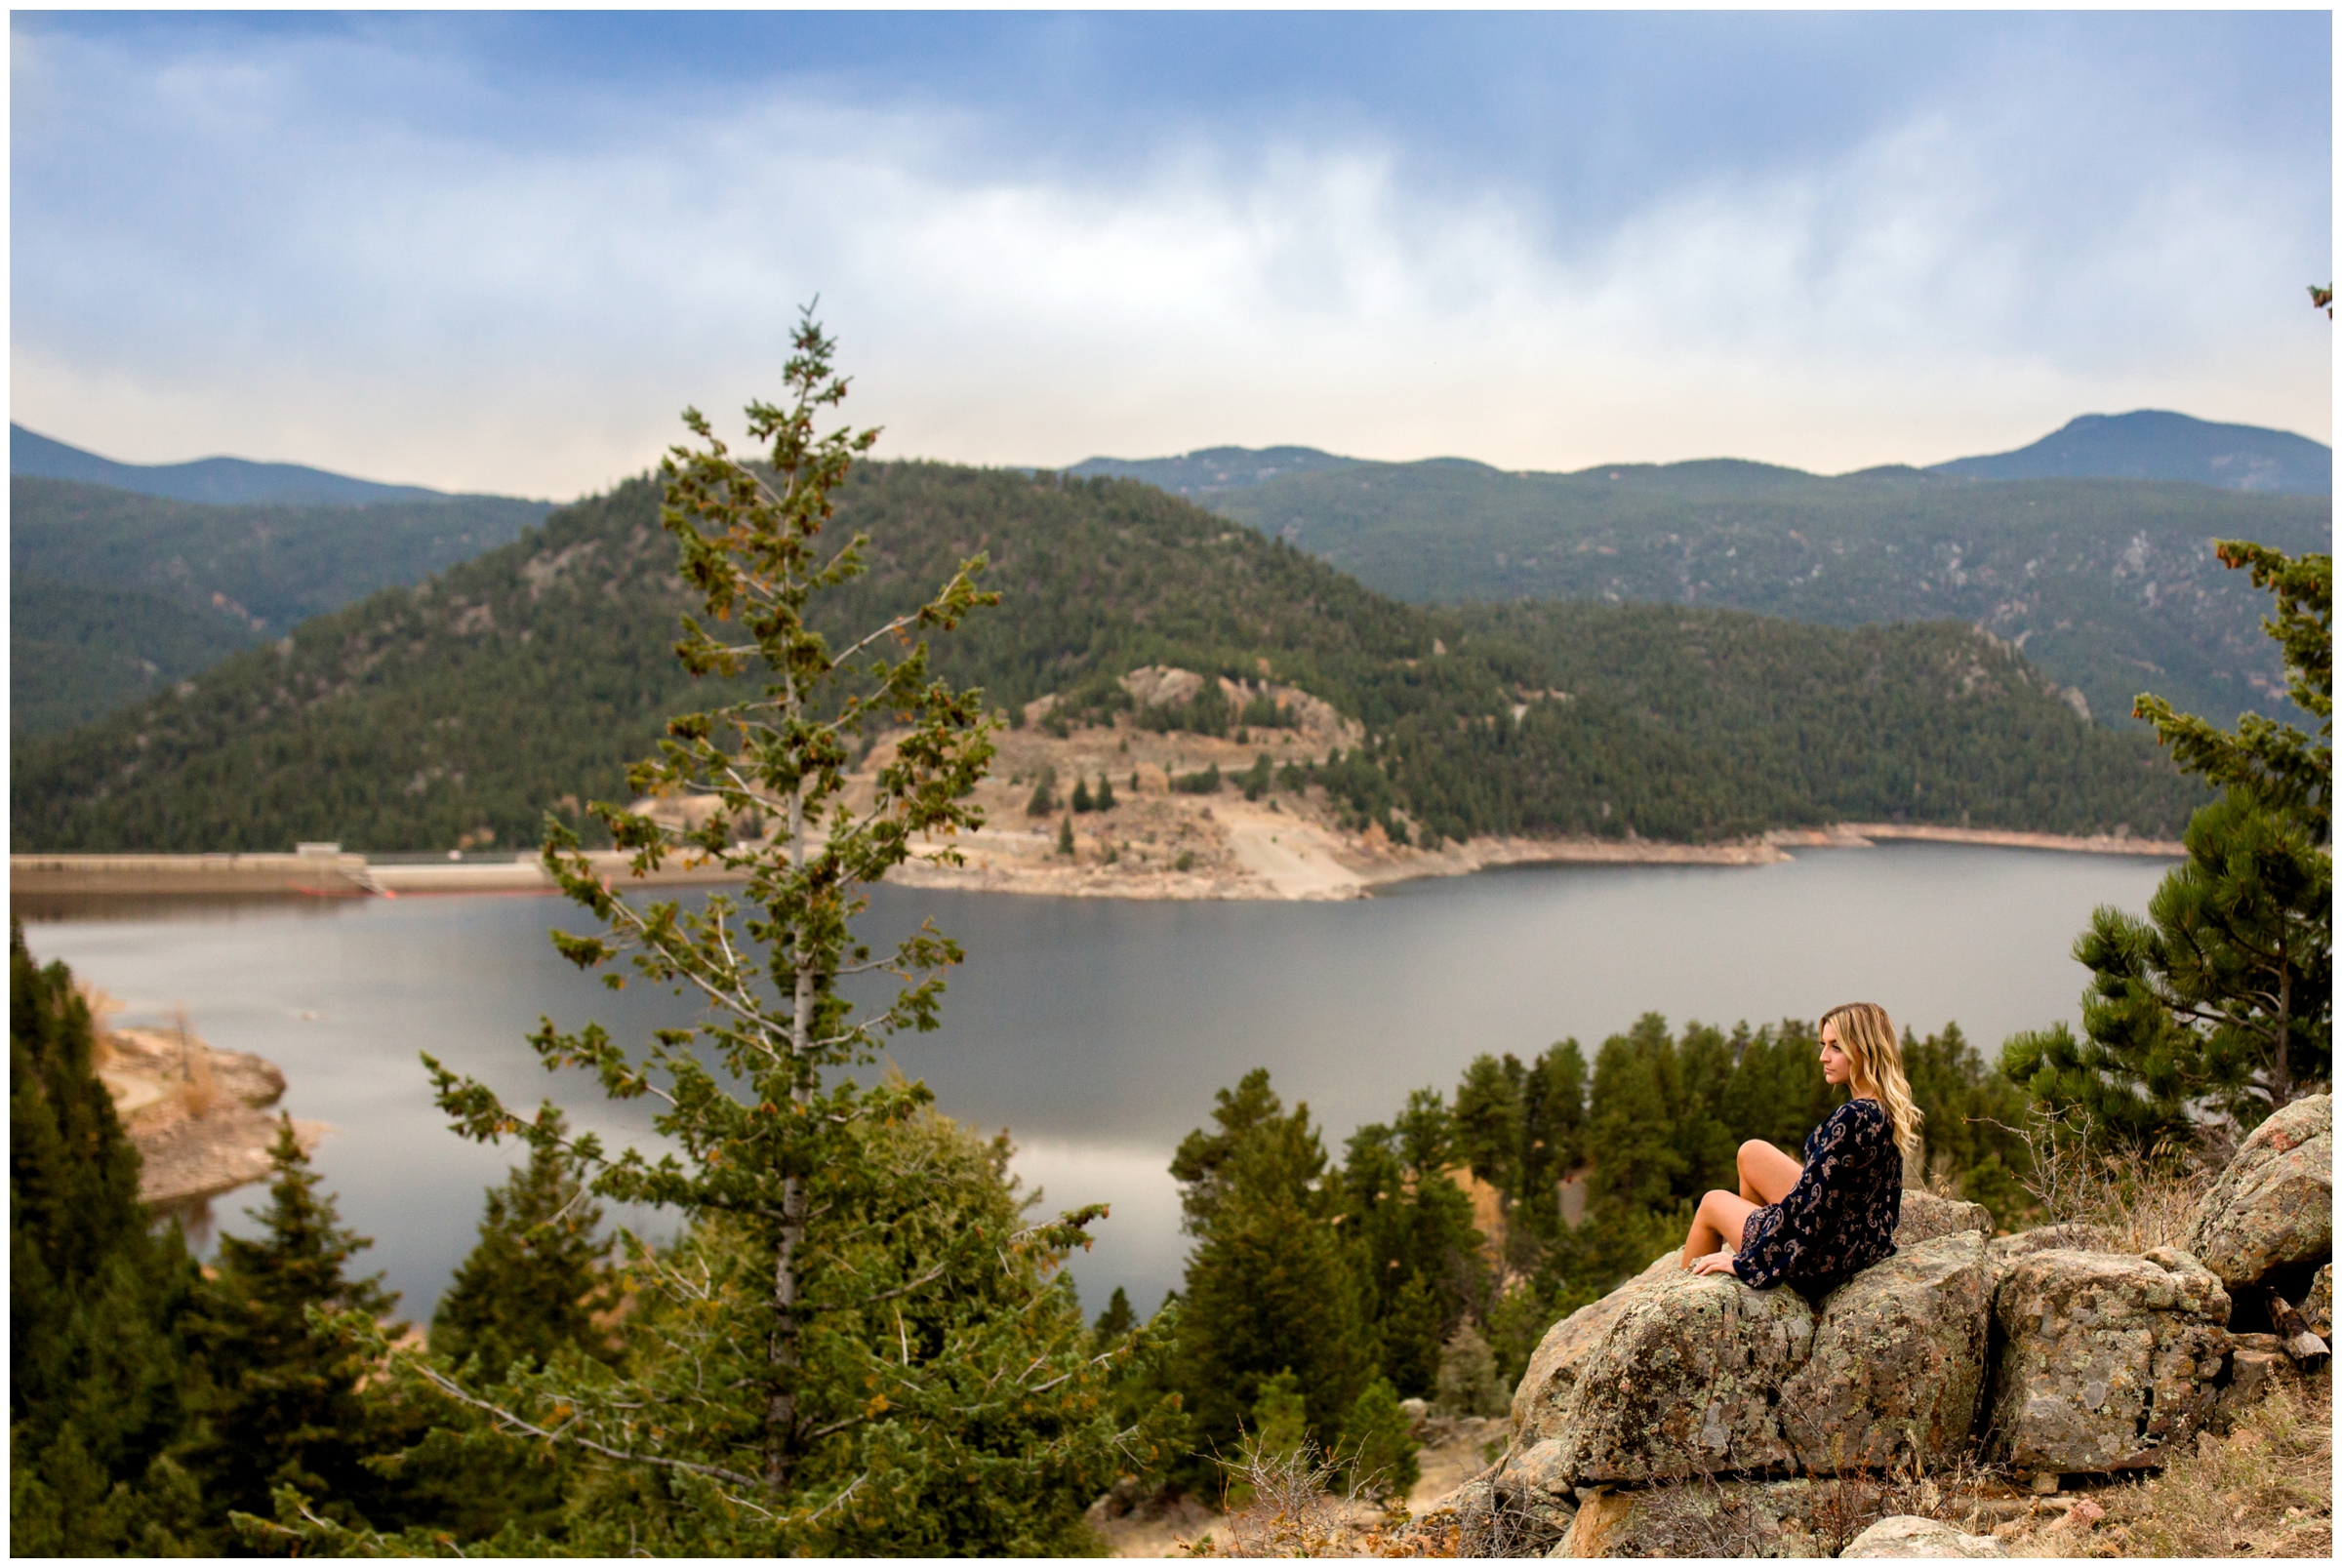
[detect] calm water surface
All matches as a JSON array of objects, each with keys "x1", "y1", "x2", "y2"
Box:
[{"x1": 19, "y1": 843, "x2": 2173, "y2": 1318}]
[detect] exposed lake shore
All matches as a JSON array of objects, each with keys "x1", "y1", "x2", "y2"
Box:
[{"x1": 10, "y1": 697, "x2": 2184, "y2": 906}]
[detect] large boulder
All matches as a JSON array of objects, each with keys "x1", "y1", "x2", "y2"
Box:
[
  {"x1": 1984, "y1": 1245, "x2": 2230, "y2": 1474},
  {"x1": 1506, "y1": 1252, "x2": 1677, "y2": 1452},
  {"x1": 2187, "y1": 1094, "x2": 2332, "y2": 1292},
  {"x1": 1509, "y1": 1253, "x2": 1814, "y2": 1483},
  {"x1": 1893, "y1": 1189, "x2": 1994, "y2": 1246},
  {"x1": 1780, "y1": 1230, "x2": 1999, "y2": 1472}
]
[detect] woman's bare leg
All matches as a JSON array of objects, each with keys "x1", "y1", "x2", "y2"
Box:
[
  {"x1": 1681, "y1": 1188, "x2": 1759, "y2": 1267},
  {"x1": 1737, "y1": 1140, "x2": 1803, "y2": 1204}
]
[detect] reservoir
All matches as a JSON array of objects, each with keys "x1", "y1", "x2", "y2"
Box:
[{"x1": 18, "y1": 842, "x2": 2173, "y2": 1322}]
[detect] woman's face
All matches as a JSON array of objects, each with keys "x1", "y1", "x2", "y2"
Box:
[{"x1": 1819, "y1": 1020, "x2": 1854, "y2": 1086}]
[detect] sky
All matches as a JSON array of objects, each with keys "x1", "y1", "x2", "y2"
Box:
[{"x1": 10, "y1": 11, "x2": 2334, "y2": 501}]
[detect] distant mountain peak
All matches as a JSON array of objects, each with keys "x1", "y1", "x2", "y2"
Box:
[
  {"x1": 1063, "y1": 444, "x2": 1359, "y2": 497},
  {"x1": 10, "y1": 422, "x2": 457, "y2": 507},
  {"x1": 1925, "y1": 409, "x2": 2331, "y2": 496}
]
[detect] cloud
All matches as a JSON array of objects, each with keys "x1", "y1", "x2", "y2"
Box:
[{"x1": 10, "y1": 16, "x2": 2329, "y2": 497}]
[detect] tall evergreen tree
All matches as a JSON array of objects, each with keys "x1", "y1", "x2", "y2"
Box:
[
  {"x1": 9, "y1": 925, "x2": 205, "y2": 1555},
  {"x1": 297, "y1": 313, "x2": 1169, "y2": 1553},
  {"x1": 1169, "y1": 1069, "x2": 1369, "y2": 1477},
  {"x1": 2006, "y1": 541, "x2": 2332, "y2": 1142},
  {"x1": 429, "y1": 1106, "x2": 616, "y2": 1384},
  {"x1": 182, "y1": 1117, "x2": 414, "y2": 1537}
]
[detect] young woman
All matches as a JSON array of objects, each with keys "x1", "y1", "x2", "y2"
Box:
[{"x1": 1680, "y1": 1001, "x2": 1923, "y2": 1293}]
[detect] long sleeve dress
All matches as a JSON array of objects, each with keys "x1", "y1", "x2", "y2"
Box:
[{"x1": 1733, "y1": 1097, "x2": 1903, "y2": 1294}]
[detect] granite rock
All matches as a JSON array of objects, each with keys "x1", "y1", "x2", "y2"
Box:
[
  {"x1": 1892, "y1": 1189, "x2": 1994, "y2": 1247},
  {"x1": 1841, "y1": 1514, "x2": 2008, "y2": 1558},
  {"x1": 2187, "y1": 1094, "x2": 2332, "y2": 1291},
  {"x1": 1781, "y1": 1230, "x2": 1999, "y2": 1472},
  {"x1": 1984, "y1": 1246, "x2": 2230, "y2": 1473}
]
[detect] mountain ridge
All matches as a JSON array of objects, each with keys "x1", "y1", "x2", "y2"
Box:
[
  {"x1": 8, "y1": 422, "x2": 545, "y2": 507},
  {"x1": 10, "y1": 462, "x2": 2201, "y2": 856}
]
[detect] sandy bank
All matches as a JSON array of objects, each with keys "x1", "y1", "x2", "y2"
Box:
[{"x1": 93, "y1": 1011, "x2": 325, "y2": 1206}]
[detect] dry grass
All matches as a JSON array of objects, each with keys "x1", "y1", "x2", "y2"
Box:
[
  {"x1": 1183, "y1": 1440, "x2": 1406, "y2": 1558},
  {"x1": 1992, "y1": 1106, "x2": 2211, "y2": 1252},
  {"x1": 2017, "y1": 1374, "x2": 2334, "y2": 1559}
]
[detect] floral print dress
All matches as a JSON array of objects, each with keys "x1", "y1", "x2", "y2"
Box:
[{"x1": 1734, "y1": 1097, "x2": 1902, "y2": 1293}]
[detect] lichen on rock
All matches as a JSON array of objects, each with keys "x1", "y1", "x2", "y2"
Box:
[
  {"x1": 1983, "y1": 1245, "x2": 2229, "y2": 1474},
  {"x1": 1781, "y1": 1229, "x2": 1999, "y2": 1473},
  {"x1": 2186, "y1": 1093, "x2": 2332, "y2": 1292}
]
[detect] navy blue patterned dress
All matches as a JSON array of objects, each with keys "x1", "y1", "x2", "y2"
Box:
[{"x1": 1734, "y1": 1098, "x2": 1902, "y2": 1293}]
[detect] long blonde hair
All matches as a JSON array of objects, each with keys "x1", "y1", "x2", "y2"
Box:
[{"x1": 1823, "y1": 1001, "x2": 1924, "y2": 1166}]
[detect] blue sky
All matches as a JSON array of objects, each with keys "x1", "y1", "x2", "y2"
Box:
[{"x1": 11, "y1": 11, "x2": 2333, "y2": 499}]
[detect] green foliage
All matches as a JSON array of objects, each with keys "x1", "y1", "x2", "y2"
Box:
[
  {"x1": 1091, "y1": 1285, "x2": 1137, "y2": 1352},
  {"x1": 429, "y1": 1106, "x2": 617, "y2": 1386},
  {"x1": 1213, "y1": 458, "x2": 2331, "y2": 737},
  {"x1": 11, "y1": 476, "x2": 548, "y2": 635},
  {"x1": 12, "y1": 580, "x2": 258, "y2": 737},
  {"x1": 1433, "y1": 1322, "x2": 1508, "y2": 1418},
  {"x1": 1026, "y1": 764, "x2": 1059, "y2": 816},
  {"x1": 1057, "y1": 814, "x2": 1077, "y2": 856},
  {"x1": 2006, "y1": 541, "x2": 2333, "y2": 1144},
  {"x1": 1239, "y1": 753, "x2": 1274, "y2": 801},
  {"x1": 1337, "y1": 1378, "x2": 1419, "y2": 1500},
  {"x1": 11, "y1": 476, "x2": 546, "y2": 734},
  {"x1": 1169, "y1": 1071, "x2": 1369, "y2": 1481},
  {"x1": 1241, "y1": 1371, "x2": 1310, "y2": 1467},
  {"x1": 299, "y1": 316, "x2": 1170, "y2": 1553},
  {"x1": 1093, "y1": 772, "x2": 1117, "y2": 811},
  {"x1": 183, "y1": 1118, "x2": 414, "y2": 1536},
  {"x1": 9, "y1": 925, "x2": 205, "y2": 1555},
  {"x1": 1173, "y1": 763, "x2": 1223, "y2": 795},
  {"x1": 1070, "y1": 775, "x2": 1094, "y2": 813}
]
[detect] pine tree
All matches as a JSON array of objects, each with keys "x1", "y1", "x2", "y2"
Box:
[
  {"x1": 1169, "y1": 1070, "x2": 1369, "y2": 1478},
  {"x1": 1432, "y1": 1322, "x2": 1508, "y2": 1418},
  {"x1": 9, "y1": 926, "x2": 205, "y2": 1555},
  {"x1": 430, "y1": 1106, "x2": 615, "y2": 1384},
  {"x1": 1070, "y1": 776, "x2": 1094, "y2": 813},
  {"x1": 1058, "y1": 813, "x2": 1077, "y2": 855},
  {"x1": 1453, "y1": 1054, "x2": 1524, "y2": 1193},
  {"x1": 1337, "y1": 1378, "x2": 1420, "y2": 1500},
  {"x1": 1094, "y1": 772, "x2": 1116, "y2": 810},
  {"x1": 1025, "y1": 764, "x2": 1058, "y2": 816},
  {"x1": 303, "y1": 312, "x2": 1172, "y2": 1553},
  {"x1": 2007, "y1": 541, "x2": 2332, "y2": 1141},
  {"x1": 183, "y1": 1117, "x2": 413, "y2": 1536},
  {"x1": 1091, "y1": 1285, "x2": 1137, "y2": 1353}
]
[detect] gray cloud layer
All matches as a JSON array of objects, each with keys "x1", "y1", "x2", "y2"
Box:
[{"x1": 12, "y1": 14, "x2": 2330, "y2": 498}]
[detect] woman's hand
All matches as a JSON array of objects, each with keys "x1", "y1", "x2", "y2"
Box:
[{"x1": 1687, "y1": 1250, "x2": 1740, "y2": 1277}]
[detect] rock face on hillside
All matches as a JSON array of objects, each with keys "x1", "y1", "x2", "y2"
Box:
[
  {"x1": 2186, "y1": 1094, "x2": 2332, "y2": 1291},
  {"x1": 1983, "y1": 1246, "x2": 2229, "y2": 1474}
]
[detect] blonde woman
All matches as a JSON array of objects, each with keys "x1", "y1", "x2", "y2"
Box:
[{"x1": 1681, "y1": 1002, "x2": 1923, "y2": 1292}]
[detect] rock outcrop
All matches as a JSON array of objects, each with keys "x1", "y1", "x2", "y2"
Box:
[
  {"x1": 1474, "y1": 1112, "x2": 2323, "y2": 1524},
  {"x1": 1982, "y1": 1245, "x2": 2229, "y2": 1475},
  {"x1": 2186, "y1": 1093, "x2": 2332, "y2": 1292},
  {"x1": 1505, "y1": 1230, "x2": 1999, "y2": 1489}
]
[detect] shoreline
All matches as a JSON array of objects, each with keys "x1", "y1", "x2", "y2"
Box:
[{"x1": 11, "y1": 822, "x2": 2185, "y2": 906}]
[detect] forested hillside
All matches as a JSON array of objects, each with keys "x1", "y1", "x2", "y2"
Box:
[
  {"x1": 12, "y1": 463, "x2": 2201, "y2": 853},
  {"x1": 1210, "y1": 460, "x2": 2329, "y2": 734},
  {"x1": 10, "y1": 477, "x2": 551, "y2": 734}
]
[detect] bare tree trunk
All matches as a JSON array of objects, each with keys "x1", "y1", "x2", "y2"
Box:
[{"x1": 766, "y1": 744, "x2": 815, "y2": 1492}]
